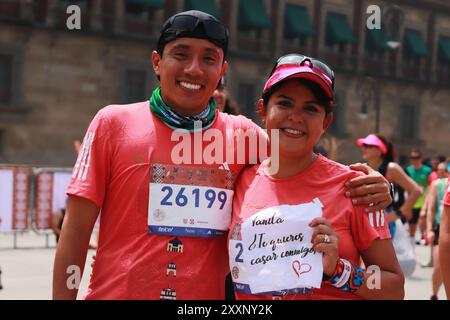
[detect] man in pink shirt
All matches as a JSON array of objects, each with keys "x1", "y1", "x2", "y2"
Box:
[
  {"x1": 52, "y1": 10, "x2": 393, "y2": 300},
  {"x1": 439, "y1": 176, "x2": 450, "y2": 299}
]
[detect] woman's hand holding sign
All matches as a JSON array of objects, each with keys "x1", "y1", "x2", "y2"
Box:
[{"x1": 309, "y1": 217, "x2": 339, "y2": 277}]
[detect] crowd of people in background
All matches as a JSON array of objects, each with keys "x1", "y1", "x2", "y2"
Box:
[{"x1": 354, "y1": 134, "x2": 449, "y2": 299}]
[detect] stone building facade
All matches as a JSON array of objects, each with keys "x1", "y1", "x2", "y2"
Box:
[{"x1": 0, "y1": 0, "x2": 449, "y2": 167}]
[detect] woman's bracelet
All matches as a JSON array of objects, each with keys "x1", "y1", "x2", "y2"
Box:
[{"x1": 325, "y1": 258, "x2": 366, "y2": 292}]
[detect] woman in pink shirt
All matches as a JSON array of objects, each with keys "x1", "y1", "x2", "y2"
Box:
[
  {"x1": 356, "y1": 134, "x2": 421, "y2": 239},
  {"x1": 228, "y1": 54, "x2": 404, "y2": 300},
  {"x1": 439, "y1": 177, "x2": 450, "y2": 299}
]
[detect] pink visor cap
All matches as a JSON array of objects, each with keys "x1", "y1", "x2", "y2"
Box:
[
  {"x1": 262, "y1": 64, "x2": 334, "y2": 103},
  {"x1": 356, "y1": 134, "x2": 388, "y2": 154}
]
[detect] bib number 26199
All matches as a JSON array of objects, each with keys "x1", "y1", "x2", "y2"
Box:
[{"x1": 160, "y1": 185, "x2": 228, "y2": 210}]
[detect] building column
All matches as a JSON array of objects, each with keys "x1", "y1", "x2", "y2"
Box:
[
  {"x1": 90, "y1": 0, "x2": 103, "y2": 32},
  {"x1": 19, "y1": 0, "x2": 33, "y2": 20},
  {"x1": 396, "y1": 29, "x2": 404, "y2": 78},
  {"x1": 175, "y1": 0, "x2": 184, "y2": 12},
  {"x1": 312, "y1": 0, "x2": 323, "y2": 57},
  {"x1": 272, "y1": 0, "x2": 283, "y2": 59},
  {"x1": 228, "y1": 0, "x2": 239, "y2": 52},
  {"x1": 354, "y1": 0, "x2": 364, "y2": 74},
  {"x1": 428, "y1": 12, "x2": 437, "y2": 84},
  {"x1": 114, "y1": 0, "x2": 125, "y2": 34},
  {"x1": 46, "y1": 0, "x2": 59, "y2": 26}
]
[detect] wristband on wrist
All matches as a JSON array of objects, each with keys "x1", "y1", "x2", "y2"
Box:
[{"x1": 326, "y1": 258, "x2": 366, "y2": 292}]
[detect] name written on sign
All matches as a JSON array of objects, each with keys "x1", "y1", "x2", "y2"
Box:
[{"x1": 247, "y1": 211, "x2": 317, "y2": 266}]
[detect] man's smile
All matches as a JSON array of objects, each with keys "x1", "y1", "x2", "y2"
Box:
[{"x1": 178, "y1": 81, "x2": 203, "y2": 91}]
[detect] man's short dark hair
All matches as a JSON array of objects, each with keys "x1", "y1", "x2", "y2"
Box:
[{"x1": 157, "y1": 10, "x2": 228, "y2": 59}]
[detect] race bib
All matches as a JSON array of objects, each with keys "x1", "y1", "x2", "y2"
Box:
[
  {"x1": 148, "y1": 163, "x2": 235, "y2": 237},
  {"x1": 229, "y1": 198, "x2": 324, "y2": 295}
]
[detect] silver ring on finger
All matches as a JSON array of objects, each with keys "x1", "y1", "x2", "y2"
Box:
[{"x1": 323, "y1": 234, "x2": 331, "y2": 244}]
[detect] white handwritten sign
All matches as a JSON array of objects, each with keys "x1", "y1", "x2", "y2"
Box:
[{"x1": 229, "y1": 198, "x2": 324, "y2": 295}]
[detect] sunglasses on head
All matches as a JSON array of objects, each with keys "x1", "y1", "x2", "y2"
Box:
[
  {"x1": 163, "y1": 14, "x2": 228, "y2": 48},
  {"x1": 270, "y1": 54, "x2": 335, "y2": 90}
]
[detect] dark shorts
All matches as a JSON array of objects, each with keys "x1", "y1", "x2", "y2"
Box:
[
  {"x1": 225, "y1": 272, "x2": 235, "y2": 300},
  {"x1": 433, "y1": 224, "x2": 440, "y2": 246},
  {"x1": 409, "y1": 208, "x2": 421, "y2": 224}
]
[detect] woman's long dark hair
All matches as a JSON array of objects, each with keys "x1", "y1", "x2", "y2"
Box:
[{"x1": 375, "y1": 134, "x2": 395, "y2": 164}]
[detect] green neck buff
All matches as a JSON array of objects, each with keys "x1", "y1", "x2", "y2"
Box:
[{"x1": 149, "y1": 87, "x2": 216, "y2": 132}]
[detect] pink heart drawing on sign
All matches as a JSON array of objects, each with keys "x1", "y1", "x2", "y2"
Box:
[{"x1": 292, "y1": 260, "x2": 312, "y2": 277}]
